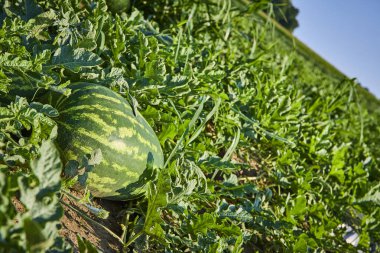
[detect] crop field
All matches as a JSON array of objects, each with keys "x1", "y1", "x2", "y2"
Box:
[{"x1": 1, "y1": 0, "x2": 380, "y2": 252}]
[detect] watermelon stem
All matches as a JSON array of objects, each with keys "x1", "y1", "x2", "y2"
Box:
[
  {"x1": 121, "y1": 212, "x2": 131, "y2": 243},
  {"x1": 124, "y1": 230, "x2": 144, "y2": 249},
  {"x1": 61, "y1": 189, "x2": 109, "y2": 219}
]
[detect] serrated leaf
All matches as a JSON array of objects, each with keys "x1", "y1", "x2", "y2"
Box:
[
  {"x1": 47, "y1": 46, "x2": 103, "y2": 72},
  {"x1": 27, "y1": 10, "x2": 56, "y2": 40},
  {"x1": 217, "y1": 200, "x2": 253, "y2": 224},
  {"x1": 355, "y1": 183, "x2": 380, "y2": 206},
  {"x1": 159, "y1": 123, "x2": 177, "y2": 144},
  {"x1": 30, "y1": 140, "x2": 62, "y2": 193},
  {"x1": 144, "y1": 60, "x2": 166, "y2": 81},
  {"x1": 144, "y1": 169, "x2": 170, "y2": 242},
  {"x1": 192, "y1": 212, "x2": 242, "y2": 237},
  {"x1": 329, "y1": 144, "x2": 350, "y2": 183},
  {"x1": 201, "y1": 69, "x2": 226, "y2": 81},
  {"x1": 293, "y1": 234, "x2": 307, "y2": 252},
  {"x1": 0, "y1": 53, "x2": 34, "y2": 70},
  {"x1": 19, "y1": 140, "x2": 63, "y2": 225},
  {"x1": 192, "y1": 213, "x2": 215, "y2": 235},
  {"x1": 29, "y1": 102, "x2": 59, "y2": 117},
  {"x1": 4, "y1": 0, "x2": 42, "y2": 21}
]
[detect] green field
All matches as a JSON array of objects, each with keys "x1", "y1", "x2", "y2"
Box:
[
  {"x1": 257, "y1": 10, "x2": 380, "y2": 114},
  {"x1": 1, "y1": 0, "x2": 379, "y2": 252}
]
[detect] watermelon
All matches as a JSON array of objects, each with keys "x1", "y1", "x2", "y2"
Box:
[{"x1": 48, "y1": 82, "x2": 164, "y2": 200}]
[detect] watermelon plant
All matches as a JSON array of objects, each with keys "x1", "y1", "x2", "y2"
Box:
[{"x1": 1, "y1": 0, "x2": 380, "y2": 252}]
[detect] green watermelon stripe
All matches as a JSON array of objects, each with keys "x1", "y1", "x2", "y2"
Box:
[
  {"x1": 60, "y1": 103, "x2": 159, "y2": 142},
  {"x1": 60, "y1": 104, "x2": 116, "y2": 115},
  {"x1": 76, "y1": 128, "x2": 146, "y2": 161},
  {"x1": 60, "y1": 111, "x2": 158, "y2": 153},
  {"x1": 60, "y1": 94, "x2": 121, "y2": 112},
  {"x1": 70, "y1": 83, "x2": 104, "y2": 94},
  {"x1": 136, "y1": 132, "x2": 159, "y2": 152},
  {"x1": 88, "y1": 173, "x2": 117, "y2": 184},
  {"x1": 118, "y1": 127, "x2": 136, "y2": 138},
  {"x1": 87, "y1": 174, "x2": 114, "y2": 193},
  {"x1": 134, "y1": 118, "x2": 160, "y2": 142},
  {"x1": 76, "y1": 93, "x2": 122, "y2": 106},
  {"x1": 111, "y1": 163, "x2": 140, "y2": 178},
  {"x1": 56, "y1": 86, "x2": 157, "y2": 143},
  {"x1": 66, "y1": 126, "x2": 150, "y2": 172},
  {"x1": 56, "y1": 121, "x2": 73, "y2": 131},
  {"x1": 70, "y1": 113, "x2": 117, "y2": 134},
  {"x1": 60, "y1": 104, "x2": 136, "y2": 125}
]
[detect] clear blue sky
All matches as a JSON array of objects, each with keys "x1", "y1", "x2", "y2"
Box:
[{"x1": 292, "y1": 0, "x2": 380, "y2": 98}]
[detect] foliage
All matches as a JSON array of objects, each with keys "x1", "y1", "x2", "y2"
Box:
[
  {"x1": 0, "y1": 138, "x2": 70, "y2": 252},
  {"x1": 0, "y1": 0, "x2": 380, "y2": 252},
  {"x1": 266, "y1": 0, "x2": 299, "y2": 32}
]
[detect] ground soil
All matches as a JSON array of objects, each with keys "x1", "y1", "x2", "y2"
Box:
[
  {"x1": 59, "y1": 189, "x2": 126, "y2": 252},
  {"x1": 11, "y1": 188, "x2": 129, "y2": 252}
]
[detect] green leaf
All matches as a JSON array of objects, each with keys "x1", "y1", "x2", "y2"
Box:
[
  {"x1": 158, "y1": 123, "x2": 177, "y2": 145},
  {"x1": 293, "y1": 233, "x2": 307, "y2": 252},
  {"x1": 192, "y1": 213, "x2": 215, "y2": 235},
  {"x1": 191, "y1": 212, "x2": 242, "y2": 238},
  {"x1": 30, "y1": 140, "x2": 62, "y2": 194},
  {"x1": 77, "y1": 235, "x2": 100, "y2": 253},
  {"x1": 144, "y1": 169, "x2": 171, "y2": 242},
  {"x1": 355, "y1": 183, "x2": 380, "y2": 206},
  {"x1": 290, "y1": 195, "x2": 307, "y2": 216},
  {"x1": 144, "y1": 60, "x2": 166, "y2": 81},
  {"x1": 27, "y1": 10, "x2": 57, "y2": 40},
  {"x1": 329, "y1": 144, "x2": 350, "y2": 183},
  {"x1": 0, "y1": 70, "x2": 11, "y2": 93},
  {"x1": 22, "y1": 0, "x2": 43, "y2": 21},
  {"x1": 24, "y1": 217, "x2": 51, "y2": 252},
  {"x1": 217, "y1": 200, "x2": 253, "y2": 224},
  {"x1": 18, "y1": 140, "x2": 63, "y2": 251},
  {"x1": 4, "y1": 0, "x2": 42, "y2": 21},
  {"x1": 332, "y1": 144, "x2": 349, "y2": 170},
  {"x1": 294, "y1": 233, "x2": 318, "y2": 252},
  {"x1": 47, "y1": 46, "x2": 103, "y2": 73},
  {"x1": 77, "y1": 38, "x2": 98, "y2": 51},
  {"x1": 29, "y1": 102, "x2": 59, "y2": 117}
]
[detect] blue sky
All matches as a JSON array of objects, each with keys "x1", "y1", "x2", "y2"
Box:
[{"x1": 292, "y1": 0, "x2": 380, "y2": 98}]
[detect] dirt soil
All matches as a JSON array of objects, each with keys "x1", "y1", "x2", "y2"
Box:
[{"x1": 60, "y1": 189, "x2": 126, "y2": 252}]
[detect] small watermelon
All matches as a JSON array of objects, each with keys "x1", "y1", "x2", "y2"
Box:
[{"x1": 49, "y1": 82, "x2": 164, "y2": 200}]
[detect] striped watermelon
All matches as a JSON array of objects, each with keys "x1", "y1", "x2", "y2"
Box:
[{"x1": 48, "y1": 82, "x2": 164, "y2": 200}]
